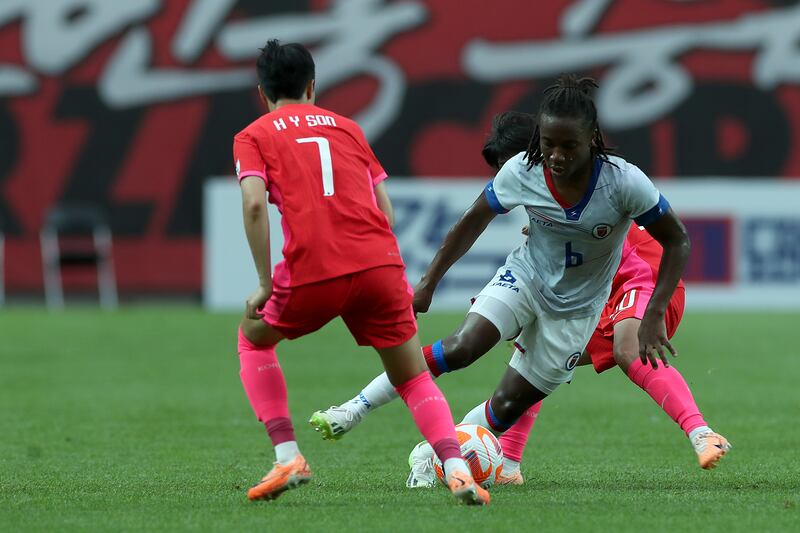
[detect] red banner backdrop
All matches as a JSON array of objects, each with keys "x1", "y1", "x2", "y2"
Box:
[{"x1": 2, "y1": 0, "x2": 799, "y2": 294}]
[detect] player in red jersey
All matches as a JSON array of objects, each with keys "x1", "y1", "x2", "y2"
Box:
[
  {"x1": 311, "y1": 112, "x2": 730, "y2": 485},
  {"x1": 233, "y1": 40, "x2": 488, "y2": 505}
]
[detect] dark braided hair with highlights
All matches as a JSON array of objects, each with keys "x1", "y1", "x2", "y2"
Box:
[{"x1": 524, "y1": 74, "x2": 615, "y2": 170}]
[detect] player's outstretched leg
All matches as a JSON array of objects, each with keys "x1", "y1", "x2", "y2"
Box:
[
  {"x1": 238, "y1": 325, "x2": 312, "y2": 501},
  {"x1": 461, "y1": 365, "x2": 548, "y2": 436},
  {"x1": 496, "y1": 402, "x2": 542, "y2": 485},
  {"x1": 310, "y1": 313, "x2": 502, "y2": 441},
  {"x1": 380, "y1": 336, "x2": 490, "y2": 505},
  {"x1": 309, "y1": 371, "x2": 394, "y2": 440},
  {"x1": 627, "y1": 358, "x2": 731, "y2": 468},
  {"x1": 614, "y1": 319, "x2": 731, "y2": 469}
]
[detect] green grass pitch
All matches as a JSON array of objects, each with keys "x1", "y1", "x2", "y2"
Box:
[{"x1": 1, "y1": 308, "x2": 798, "y2": 531}]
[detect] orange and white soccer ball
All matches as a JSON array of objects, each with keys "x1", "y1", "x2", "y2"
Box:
[{"x1": 433, "y1": 423, "x2": 504, "y2": 488}]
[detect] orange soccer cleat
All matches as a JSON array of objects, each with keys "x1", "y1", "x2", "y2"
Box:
[
  {"x1": 447, "y1": 470, "x2": 491, "y2": 506},
  {"x1": 691, "y1": 431, "x2": 732, "y2": 470},
  {"x1": 496, "y1": 469, "x2": 524, "y2": 486},
  {"x1": 247, "y1": 454, "x2": 312, "y2": 501}
]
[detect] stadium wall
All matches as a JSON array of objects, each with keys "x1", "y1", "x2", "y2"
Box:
[
  {"x1": 3, "y1": 2, "x2": 800, "y2": 296},
  {"x1": 204, "y1": 179, "x2": 800, "y2": 312}
]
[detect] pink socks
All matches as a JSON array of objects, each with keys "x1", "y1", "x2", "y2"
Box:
[
  {"x1": 395, "y1": 372, "x2": 461, "y2": 462},
  {"x1": 498, "y1": 402, "x2": 541, "y2": 462},
  {"x1": 626, "y1": 359, "x2": 707, "y2": 436},
  {"x1": 237, "y1": 328, "x2": 295, "y2": 445}
]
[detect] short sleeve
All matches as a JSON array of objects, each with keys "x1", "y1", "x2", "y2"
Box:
[
  {"x1": 619, "y1": 163, "x2": 667, "y2": 226},
  {"x1": 233, "y1": 132, "x2": 267, "y2": 185},
  {"x1": 366, "y1": 144, "x2": 387, "y2": 185},
  {"x1": 484, "y1": 157, "x2": 523, "y2": 213},
  {"x1": 352, "y1": 124, "x2": 387, "y2": 185}
]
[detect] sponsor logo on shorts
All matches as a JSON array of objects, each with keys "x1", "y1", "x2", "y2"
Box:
[
  {"x1": 491, "y1": 269, "x2": 520, "y2": 292},
  {"x1": 498, "y1": 269, "x2": 516, "y2": 283},
  {"x1": 565, "y1": 352, "x2": 581, "y2": 370},
  {"x1": 592, "y1": 223, "x2": 612, "y2": 239}
]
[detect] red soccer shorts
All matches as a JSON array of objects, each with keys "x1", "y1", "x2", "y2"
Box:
[
  {"x1": 585, "y1": 285, "x2": 685, "y2": 373},
  {"x1": 260, "y1": 265, "x2": 417, "y2": 349}
]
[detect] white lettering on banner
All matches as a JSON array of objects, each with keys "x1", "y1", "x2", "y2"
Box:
[
  {"x1": 204, "y1": 179, "x2": 800, "y2": 311},
  {"x1": 0, "y1": 65, "x2": 37, "y2": 95},
  {"x1": 171, "y1": 0, "x2": 236, "y2": 62},
  {"x1": 390, "y1": 191, "x2": 527, "y2": 302},
  {"x1": 217, "y1": 0, "x2": 426, "y2": 139},
  {"x1": 0, "y1": 0, "x2": 159, "y2": 74},
  {"x1": 464, "y1": 4, "x2": 800, "y2": 130},
  {"x1": 560, "y1": 0, "x2": 613, "y2": 38},
  {"x1": 4, "y1": 2, "x2": 800, "y2": 141},
  {"x1": 744, "y1": 218, "x2": 800, "y2": 282},
  {"x1": 0, "y1": 0, "x2": 425, "y2": 135},
  {"x1": 98, "y1": 29, "x2": 253, "y2": 107}
]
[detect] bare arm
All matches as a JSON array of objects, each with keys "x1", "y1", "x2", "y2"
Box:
[
  {"x1": 374, "y1": 181, "x2": 394, "y2": 227},
  {"x1": 639, "y1": 209, "x2": 691, "y2": 367},
  {"x1": 240, "y1": 176, "x2": 272, "y2": 318},
  {"x1": 414, "y1": 193, "x2": 497, "y2": 313}
]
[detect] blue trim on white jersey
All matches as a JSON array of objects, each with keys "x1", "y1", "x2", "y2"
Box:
[
  {"x1": 484, "y1": 180, "x2": 509, "y2": 214},
  {"x1": 563, "y1": 158, "x2": 604, "y2": 221},
  {"x1": 634, "y1": 194, "x2": 671, "y2": 227}
]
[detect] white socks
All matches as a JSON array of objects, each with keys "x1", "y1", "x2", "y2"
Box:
[
  {"x1": 346, "y1": 372, "x2": 399, "y2": 416},
  {"x1": 503, "y1": 458, "x2": 520, "y2": 473},
  {"x1": 274, "y1": 441, "x2": 300, "y2": 464},
  {"x1": 443, "y1": 457, "x2": 470, "y2": 480},
  {"x1": 688, "y1": 425, "x2": 712, "y2": 442}
]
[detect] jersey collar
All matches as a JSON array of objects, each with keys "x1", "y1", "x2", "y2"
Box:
[{"x1": 543, "y1": 158, "x2": 603, "y2": 221}]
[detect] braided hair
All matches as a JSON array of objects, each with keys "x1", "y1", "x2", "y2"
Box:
[{"x1": 524, "y1": 74, "x2": 614, "y2": 170}]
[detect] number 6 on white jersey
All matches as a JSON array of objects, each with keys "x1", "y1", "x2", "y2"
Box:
[{"x1": 296, "y1": 137, "x2": 334, "y2": 196}]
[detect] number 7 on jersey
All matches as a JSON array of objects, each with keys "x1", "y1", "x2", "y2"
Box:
[{"x1": 296, "y1": 137, "x2": 334, "y2": 196}]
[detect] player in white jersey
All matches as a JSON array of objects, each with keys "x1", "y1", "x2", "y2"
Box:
[{"x1": 311, "y1": 74, "x2": 690, "y2": 448}]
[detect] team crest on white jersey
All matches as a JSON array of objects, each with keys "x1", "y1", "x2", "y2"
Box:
[
  {"x1": 592, "y1": 223, "x2": 612, "y2": 239},
  {"x1": 565, "y1": 352, "x2": 581, "y2": 370}
]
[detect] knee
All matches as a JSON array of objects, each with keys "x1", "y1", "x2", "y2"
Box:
[
  {"x1": 239, "y1": 318, "x2": 279, "y2": 348},
  {"x1": 613, "y1": 345, "x2": 638, "y2": 372}
]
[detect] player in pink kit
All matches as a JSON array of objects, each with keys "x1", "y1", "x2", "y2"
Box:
[
  {"x1": 312, "y1": 111, "x2": 730, "y2": 484},
  {"x1": 233, "y1": 40, "x2": 488, "y2": 505}
]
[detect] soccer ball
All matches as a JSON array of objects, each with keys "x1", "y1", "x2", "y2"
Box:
[{"x1": 433, "y1": 423, "x2": 504, "y2": 488}]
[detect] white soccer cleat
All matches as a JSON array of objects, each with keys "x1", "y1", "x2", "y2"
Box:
[
  {"x1": 406, "y1": 441, "x2": 437, "y2": 488},
  {"x1": 308, "y1": 405, "x2": 363, "y2": 441}
]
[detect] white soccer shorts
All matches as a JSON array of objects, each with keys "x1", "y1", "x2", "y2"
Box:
[{"x1": 470, "y1": 263, "x2": 600, "y2": 395}]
